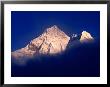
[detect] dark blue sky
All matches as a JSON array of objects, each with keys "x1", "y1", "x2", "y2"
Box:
[
  {"x1": 11, "y1": 11, "x2": 100, "y2": 51},
  {"x1": 11, "y1": 11, "x2": 100, "y2": 77}
]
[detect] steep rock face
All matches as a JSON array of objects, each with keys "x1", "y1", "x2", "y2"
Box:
[
  {"x1": 80, "y1": 31, "x2": 94, "y2": 43},
  {"x1": 12, "y1": 25, "x2": 70, "y2": 58}
]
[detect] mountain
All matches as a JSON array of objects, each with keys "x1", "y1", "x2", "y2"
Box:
[
  {"x1": 11, "y1": 25, "x2": 70, "y2": 58},
  {"x1": 12, "y1": 26, "x2": 94, "y2": 59},
  {"x1": 80, "y1": 31, "x2": 94, "y2": 43}
]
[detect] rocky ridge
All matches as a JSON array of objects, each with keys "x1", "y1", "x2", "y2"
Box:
[
  {"x1": 12, "y1": 25, "x2": 70, "y2": 58},
  {"x1": 12, "y1": 25, "x2": 94, "y2": 58}
]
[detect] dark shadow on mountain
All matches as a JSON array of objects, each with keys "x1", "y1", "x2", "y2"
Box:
[{"x1": 11, "y1": 39, "x2": 100, "y2": 77}]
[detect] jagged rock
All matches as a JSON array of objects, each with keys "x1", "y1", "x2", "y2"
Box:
[
  {"x1": 12, "y1": 25, "x2": 70, "y2": 58},
  {"x1": 80, "y1": 31, "x2": 94, "y2": 43}
]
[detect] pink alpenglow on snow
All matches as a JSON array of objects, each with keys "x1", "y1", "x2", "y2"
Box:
[
  {"x1": 80, "y1": 31, "x2": 94, "y2": 43},
  {"x1": 12, "y1": 26, "x2": 94, "y2": 59},
  {"x1": 11, "y1": 25, "x2": 70, "y2": 58}
]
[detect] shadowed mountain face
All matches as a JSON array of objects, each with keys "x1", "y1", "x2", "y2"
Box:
[
  {"x1": 11, "y1": 25, "x2": 99, "y2": 77},
  {"x1": 11, "y1": 39, "x2": 100, "y2": 77}
]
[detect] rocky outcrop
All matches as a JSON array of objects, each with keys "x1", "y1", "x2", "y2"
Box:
[
  {"x1": 80, "y1": 31, "x2": 94, "y2": 43},
  {"x1": 12, "y1": 25, "x2": 70, "y2": 58}
]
